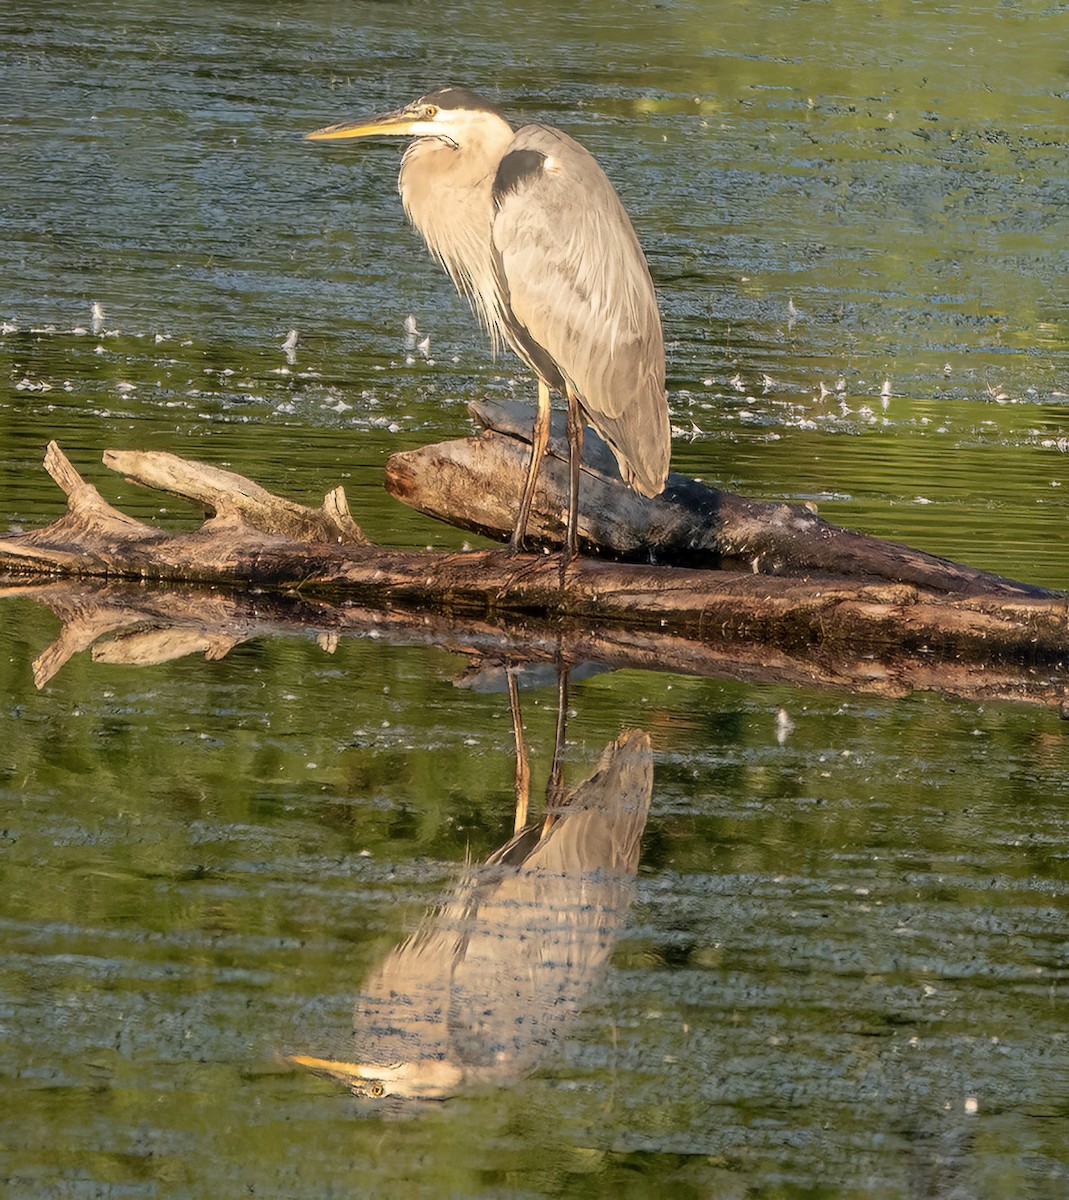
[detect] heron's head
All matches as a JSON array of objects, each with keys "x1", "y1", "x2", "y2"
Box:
[
  {"x1": 288, "y1": 1053, "x2": 464, "y2": 1101},
  {"x1": 306, "y1": 87, "x2": 512, "y2": 152}
]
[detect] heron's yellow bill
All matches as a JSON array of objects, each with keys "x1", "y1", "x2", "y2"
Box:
[
  {"x1": 287, "y1": 1053, "x2": 368, "y2": 1082},
  {"x1": 305, "y1": 110, "x2": 417, "y2": 141}
]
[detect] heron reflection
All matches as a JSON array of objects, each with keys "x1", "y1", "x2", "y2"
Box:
[{"x1": 289, "y1": 723, "x2": 652, "y2": 1100}]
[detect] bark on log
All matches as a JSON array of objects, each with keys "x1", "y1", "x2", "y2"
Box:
[
  {"x1": 1, "y1": 441, "x2": 1067, "y2": 710},
  {"x1": 386, "y1": 400, "x2": 1053, "y2": 600}
]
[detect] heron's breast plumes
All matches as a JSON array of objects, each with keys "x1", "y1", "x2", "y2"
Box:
[{"x1": 398, "y1": 130, "x2": 513, "y2": 354}]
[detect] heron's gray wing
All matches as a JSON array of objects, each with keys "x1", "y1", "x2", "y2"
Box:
[
  {"x1": 350, "y1": 926, "x2": 460, "y2": 1068},
  {"x1": 537, "y1": 728, "x2": 653, "y2": 872},
  {"x1": 491, "y1": 125, "x2": 670, "y2": 496}
]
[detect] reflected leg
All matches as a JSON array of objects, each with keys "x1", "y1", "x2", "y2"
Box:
[
  {"x1": 544, "y1": 664, "x2": 570, "y2": 832},
  {"x1": 507, "y1": 668, "x2": 531, "y2": 836}
]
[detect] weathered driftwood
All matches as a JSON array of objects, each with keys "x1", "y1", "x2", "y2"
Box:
[
  {"x1": 103, "y1": 448, "x2": 369, "y2": 545},
  {"x1": 387, "y1": 400, "x2": 1054, "y2": 600},
  {"x1": 0, "y1": 441, "x2": 1067, "y2": 709}
]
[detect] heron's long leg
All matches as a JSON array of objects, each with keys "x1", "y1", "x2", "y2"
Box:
[
  {"x1": 510, "y1": 377, "x2": 552, "y2": 551},
  {"x1": 564, "y1": 387, "x2": 585, "y2": 566},
  {"x1": 507, "y1": 669, "x2": 531, "y2": 836}
]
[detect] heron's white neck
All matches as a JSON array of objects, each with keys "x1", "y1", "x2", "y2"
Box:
[{"x1": 397, "y1": 113, "x2": 515, "y2": 349}]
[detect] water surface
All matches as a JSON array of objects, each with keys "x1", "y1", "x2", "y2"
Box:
[{"x1": 2, "y1": 2, "x2": 1067, "y2": 1196}]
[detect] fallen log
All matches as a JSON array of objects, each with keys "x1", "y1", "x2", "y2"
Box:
[
  {"x1": 0, "y1": 441, "x2": 1066, "y2": 709},
  {"x1": 387, "y1": 400, "x2": 1054, "y2": 600}
]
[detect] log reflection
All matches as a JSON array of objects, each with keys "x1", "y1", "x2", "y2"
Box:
[
  {"x1": 4, "y1": 578, "x2": 1067, "y2": 712},
  {"x1": 289, "y1": 719, "x2": 653, "y2": 1101}
]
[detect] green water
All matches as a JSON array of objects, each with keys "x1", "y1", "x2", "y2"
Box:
[{"x1": 2, "y1": 2, "x2": 1068, "y2": 1196}]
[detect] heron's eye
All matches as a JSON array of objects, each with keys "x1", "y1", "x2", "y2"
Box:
[
  {"x1": 422, "y1": 104, "x2": 439, "y2": 119},
  {"x1": 368, "y1": 1081, "x2": 385, "y2": 1098}
]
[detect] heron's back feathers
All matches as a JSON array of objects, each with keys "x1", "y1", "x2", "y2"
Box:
[{"x1": 491, "y1": 125, "x2": 670, "y2": 496}]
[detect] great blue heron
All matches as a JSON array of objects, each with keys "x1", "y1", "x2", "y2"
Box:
[
  {"x1": 288, "y1": 727, "x2": 653, "y2": 1100},
  {"x1": 306, "y1": 87, "x2": 671, "y2": 560}
]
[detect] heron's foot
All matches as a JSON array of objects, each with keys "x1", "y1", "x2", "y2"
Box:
[
  {"x1": 560, "y1": 532, "x2": 583, "y2": 580},
  {"x1": 556, "y1": 546, "x2": 579, "y2": 588},
  {"x1": 493, "y1": 545, "x2": 578, "y2": 599},
  {"x1": 494, "y1": 550, "x2": 551, "y2": 599}
]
